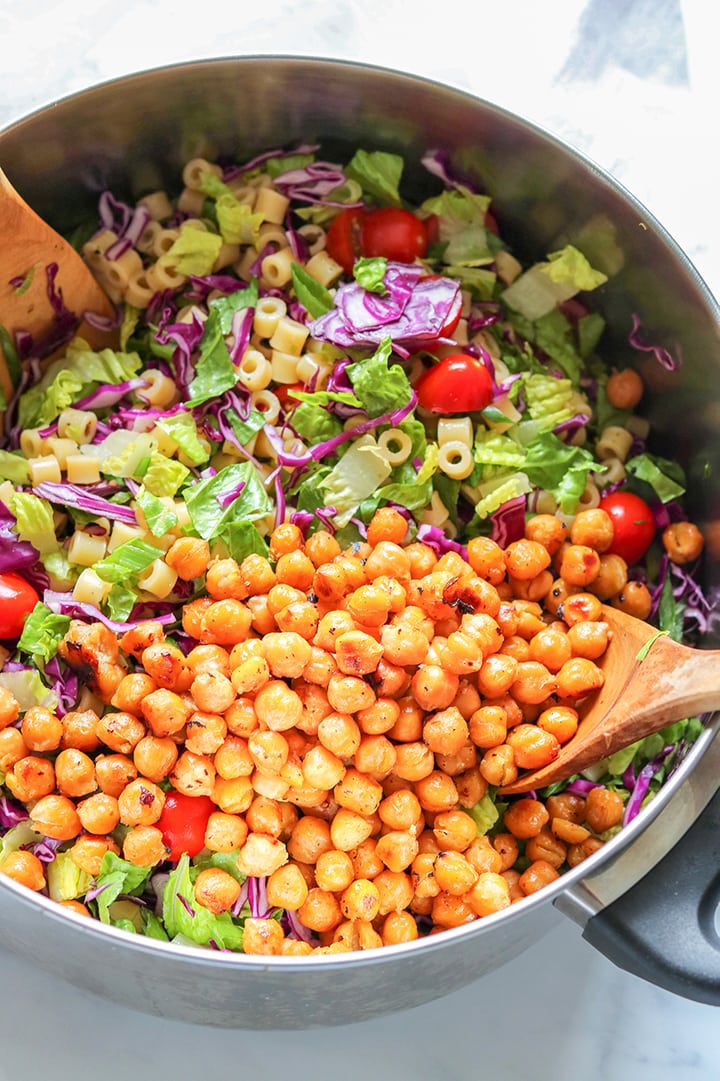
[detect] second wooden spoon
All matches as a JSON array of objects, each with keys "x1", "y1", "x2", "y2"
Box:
[
  {"x1": 0, "y1": 165, "x2": 117, "y2": 402},
  {"x1": 500, "y1": 604, "x2": 720, "y2": 795}
]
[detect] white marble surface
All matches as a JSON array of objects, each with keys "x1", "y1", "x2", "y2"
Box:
[{"x1": 0, "y1": 1, "x2": 719, "y2": 1077}]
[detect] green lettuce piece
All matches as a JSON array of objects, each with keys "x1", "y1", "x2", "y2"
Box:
[
  {"x1": 9, "y1": 492, "x2": 57, "y2": 555},
  {"x1": 159, "y1": 225, "x2": 223, "y2": 276},
  {"x1": 0, "y1": 325, "x2": 22, "y2": 391},
  {"x1": 163, "y1": 854, "x2": 244, "y2": 950},
  {"x1": 346, "y1": 339, "x2": 412, "y2": 419},
  {"x1": 47, "y1": 851, "x2": 93, "y2": 902},
  {"x1": 221, "y1": 521, "x2": 270, "y2": 562},
  {"x1": 625, "y1": 453, "x2": 686, "y2": 503},
  {"x1": 319, "y1": 435, "x2": 392, "y2": 527},
  {"x1": 473, "y1": 430, "x2": 526, "y2": 470},
  {"x1": 420, "y1": 187, "x2": 491, "y2": 223},
  {"x1": 120, "y1": 305, "x2": 140, "y2": 350},
  {"x1": 185, "y1": 461, "x2": 272, "y2": 540},
  {"x1": 657, "y1": 571, "x2": 685, "y2": 642},
  {"x1": 290, "y1": 264, "x2": 333, "y2": 318},
  {"x1": 291, "y1": 401, "x2": 343, "y2": 445},
  {"x1": 94, "y1": 852, "x2": 153, "y2": 925},
  {"x1": 353, "y1": 257, "x2": 388, "y2": 294},
  {"x1": 544, "y1": 245, "x2": 608, "y2": 291},
  {"x1": 94, "y1": 538, "x2": 162, "y2": 584},
  {"x1": 17, "y1": 602, "x2": 71, "y2": 664},
  {"x1": 142, "y1": 453, "x2": 190, "y2": 498},
  {"x1": 186, "y1": 311, "x2": 235, "y2": 408},
  {"x1": 156, "y1": 413, "x2": 210, "y2": 466},
  {"x1": 101, "y1": 433, "x2": 157, "y2": 480},
  {"x1": 468, "y1": 793, "x2": 500, "y2": 836},
  {"x1": 0, "y1": 821, "x2": 43, "y2": 867},
  {"x1": 531, "y1": 308, "x2": 583, "y2": 384},
  {"x1": 17, "y1": 340, "x2": 143, "y2": 429},
  {"x1": 0, "y1": 669, "x2": 57, "y2": 711},
  {"x1": 475, "y1": 474, "x2": 532, "y2": 519},
  {"x1": 142, "y1": 910, "x2": 170, "y2": 941},
  {"x1": 0, "y1": 449, "x2": 30, "y2": 485},
  {"x1": 217, "y1": 195, "x2": 264, "y2": 246},
  {"x1": 374, "y1": 477, "x2": 432, "y2": 513},
  {"x1": 577, "y1": 312, "x2": 605, "y2": 358},
  {"x1": 345, "y1": 149, "x2": 403, "y2": 206},
  {"x1": 41, "y1": 549, "x2": 79, "y2": 591},
  {"x1": 209, "y1": 279, "x2": 259, "y2": 335},
  {"x1": 223, "y1": 408, "x2": 267, "y2": 449},
  {"x1": 135, "y1": 486, "x2": 178, "y2": 537},
  {"x1": 416, "y1": 442, "x2": 439, "y2": 484},
  {"x1": 265, "y1": 153, "x2": 315, "y2": 178},
  {"x1": 523, "y1": 432, "x2": 601, "y2": 514},
  {"x1": 105, "y1": 583, "x2": 137, "y2": 622},
  {"x1": 441, "y1": 265, "x2": 496, "y2": 298}
]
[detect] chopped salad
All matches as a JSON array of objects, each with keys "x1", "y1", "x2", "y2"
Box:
[{"x1": 0, "y1": 142, "x2": 708, "y2": 955}]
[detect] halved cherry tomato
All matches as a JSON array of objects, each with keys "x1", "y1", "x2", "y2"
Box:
[
  {"x1": 326, "y1": 207, "x2": 365, "y2": 274},
  {"x1": 416, "y1": 353, "x2": 493, "y2": 414},
  {"x1": 0, "y1": 572, "x2": 40, "y2": 640},
  {"x1": 275, "y1": 382, "x2": 305, "y2": 410},
  {"x1": 598, "y1": 490, "x2": 656, "y2": 565},
  {"x1": 157, "y1": 791, "x2": 215, "y2": 861},
  {"x1": 361, "y1": 207, "x2": 428, "y2": 264}
]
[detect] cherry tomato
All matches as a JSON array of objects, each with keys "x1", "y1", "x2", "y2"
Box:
[
  {"x1": 416, "y1": 353, "x2": 494, "y2": 414},
  {"x1": 157, "y1": 791, "x2": 215, "y2": 861},
  {"x1": 0, "y1": 572, "x2": 40, "y2": 640},
  {"x1": 598, "y1": 490, "x2": 656, "y2": 565},
  {"x1": 484, "y1": 208, "x2": 500, "y2": 236},
  {"x1": 275, "y1": 382, "x2": 305, "y2": 410},
  {"x1": 361, "y1": 207, "x2": 428, "y2": 264},
  {"x1": 326, "y1": 207, "x2": 364, "y2": 274}
]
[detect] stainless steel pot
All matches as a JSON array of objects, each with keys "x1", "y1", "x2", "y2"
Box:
[{"x1": 1, "y1": 57, "x2": 719, "y2": 1029}]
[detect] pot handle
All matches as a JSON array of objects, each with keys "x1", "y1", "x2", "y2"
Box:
[{"x1": 582, "y1": 787, "x2": 720, "y2": 1005}]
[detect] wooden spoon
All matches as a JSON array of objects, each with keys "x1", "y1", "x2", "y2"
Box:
[
  {"x1": 0, "y1": 165, "x2": 117, "y2": 402},
  {"x1": 499, "y1": 604, "x2": 720, "y2": 795}
]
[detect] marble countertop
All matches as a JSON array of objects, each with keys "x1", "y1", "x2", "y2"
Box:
[{"x1": 0, "y1": 1, "x2": 718, "y2": 1077}]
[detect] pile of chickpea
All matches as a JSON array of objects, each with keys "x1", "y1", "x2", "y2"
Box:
[{"x1": 0, "y1": 503, "x2": 700, "y2": 955}]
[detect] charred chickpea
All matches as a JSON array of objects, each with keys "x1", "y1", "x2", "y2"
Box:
[
  {"x1": 466, "y1": 536, "x2": 506, "y2": 584},
  {"x1": 194, "y1": 867, "x2": 243, "y2": 914},
  {"x1": 518, "y1": 859, "x2": 560, "y2": 895},
  {"x1": 584, "y1": 786, "x2": 625, "y2": 833},
  {"x1": 561, "y1": 591, "x2": 603, "y2": 626},
  {"x1": 76, "y1": 792, "x2": 121, "y2": 835},
  {"x1": 570, "y1": 509, "x2": 615, "y2": 553},
  {"x1": 556, "y1": 657, "x2": 604, "y2": 699},
  {"x1": 589, "y1": 553, "x2": 628, "y2": 600},
  {"x1": 117, "y1": 777, "x2": 166, "y2": 826},
  {"x1": 21, "y1": 706, "x2": 63, "y2": 753},
  {"x1": 567, "y1": 836, "x2": 605, "y2": 867},
  {"x1": 140, "y1": 642, "x2": 192, "y2": 692},
  {"x1": 111, "y1": 673, "x2": 158, "y2": 715},
  {"x1": 567, "y1": 620, "x2": 610, "y2": 660},
  {"x1": 30, "y1": 794, "x2": 82, "y2": 840},
  {"x1": 0, "y1": 850, "x2": 46, "y2": 891},
  {"x1": 165, "y1": 536, "x2": 211, "y2": 581},
  {"x1": 96, "y1": 710, "x2": 147, "y2": 754},
  {"x1": 123, "y1": 825, "x2": 168, "y2": 866},
  {"x1": 662, "y1": 521, "x2": 704, "y2": 564},
  {"x1": 524, "y1": 514, "x2": 568, "y2": 556},
  {"x1": 559, "y1": 544, "x2": 601, "y2": 587},
  {"x1": 0, "y1": 728, "x2": 28, "y2": 773},
  {"x1": 611, "y1": 580, "x2": 653, "y2": 620},
  {"x1": 525, "y1": 828, "x2": 567, "y2": 869},
  {"x1": 54, "y1": 748, "x2": 97, "y2": 798},
  {"x1": 5, "y1": 755, "x2": 56, "y2": 802},
  {"x1": 69, "y1": 833, "x2": 120, "y2": 876}
]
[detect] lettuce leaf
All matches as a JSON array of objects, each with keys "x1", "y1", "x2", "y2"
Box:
[
  {"x1": 93, "y1": 852, "x2": 153, "y2": 925},
  {"x1": 94, "y1": 537, "x2": 162, "y2": 584},
  {"x1": 162, "y1": 853, "x2": 244, "y2": 950},
  {"x1": 9, "y1": 492, "x2": 57, "y2": 554},
  {"x1": 156, "y1": 412, "x2": 211, "y2": 466},
  {"x1": 319, "y1": 435, "x2": 392, "y2": 527},
  {"x1": 0, "y1": 449, "x2": 30, "y2": 485},
  {"x1": 468, "y1": 793, "x2": 500, "y2": 836},
  {"x1": 47, "y1": 851, "x2": 93, "y2": 902},
  {"x1": 353, "y1": 257, "x2": 388, "y2": 294},
  {"x1": 135, "y1": 486, "x2": 178, "y2": 537},
  {"x1": 17, "y1": 340, "x2": 143, "y2": 429},
  {"x1": 185, "y1": 310, "x2": 235, "y2": 407},
  {"x1": 625, "y1": 452, "x2": 686, "y2": 503},
  {"x1": 346, "y1": 339, "x2": 413, "y2": 418},
  {"x1": 17, "y1": 602, "x2": 71, "y2": 663},
  {"x1": 185, "y1": 461, "x2": 273, "y2": 540},
  {"x1": 523, "y1": 432, "x2": 601, "y2": 513},
  {"x1": 290, "y1": 264, "x2": 333, "y2": 318},
  {"x1": 159, "y1": 225, "x2": 223, "y2": 276},
  {"x1": 345, "y1": 149, "x2": 403, "y2": 206},
  {"x1": 142, "y1": 453, "x2": 190, "y2": 499}
]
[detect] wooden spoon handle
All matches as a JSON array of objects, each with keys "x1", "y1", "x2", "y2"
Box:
[{"x1": 0, "y1": 166, "x2": 116, "y2": 401}]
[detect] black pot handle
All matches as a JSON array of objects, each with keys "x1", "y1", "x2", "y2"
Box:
[{"x1": 583, "y1": 787, "x2": 720, "y2": 1005}]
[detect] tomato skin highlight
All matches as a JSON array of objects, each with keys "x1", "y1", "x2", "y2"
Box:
[
  {"x1": 326, "y1": 207, "x2": 364, "y2": 274},
  {"x1": 416, "y1": 353, "x2": 494, "y2": 414},
  {"x1": 157, "y1": 792, "x2": 215, "y2": 861},
  {"x1": 361, "y1": 207, "x2": 428, "y2": 264},
  {"x1": 0, "y1": 572, "x2": 40, "y2": 640},
  {"x1": 598, "y1": 490, "x2": 656, "y2": 565}
]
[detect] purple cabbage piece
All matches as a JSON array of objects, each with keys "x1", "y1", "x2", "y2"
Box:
[
  {"x1": 623, "y1": 745, "x2": 674, "y2": 825},
  {"x1": 43, "y1": 590, "x2": 175, "y2": 633},
  {"x1": 309, "y1": 264, "x2": 460, "y2": 352},
  {"x1": 628, "y1": 313, "x2": 681, "y2": 372},
  {"x1": 282, "y1": 908, "x2": 317, "y2": 945},
  {"x1": 416, "y1": 523, "x2": 467, "y2": 559},
  {"x1": 0, "y1": 796, "x2": 30, "y2": 828},
  {"x1": 273, "y1": 161, "x2": 355, "y2": 206},
  {"x1": 421, "y1": 148, "x2": 482, "y2": 192},
  {"x1": 33, "y1": 482, "x2": 138, "y2": 524},
  {"x1": 490, "y1": 495, "x2": 527, "y2": 547},
  {"x1": 44, "y1": 655, "x2": 81, "y2": 717},
  {"x1": 247, "y1": 875, "x2": 271, "y2": 918},
  {"x1": 0, "y1": 500, "x2": 45, "y2": 580},
  {"x1": 565, "y1": 778, "x2": 605, "y2": 796},
  {"x1": 29, "y1": 836, "x2": 63, "y2": 864},
  {"x1": 222, "y1": 143, "x2": 321, "y2": 181},
  {"x1": 72, "y1": 377, "x2": 149, "y2": 411}
]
